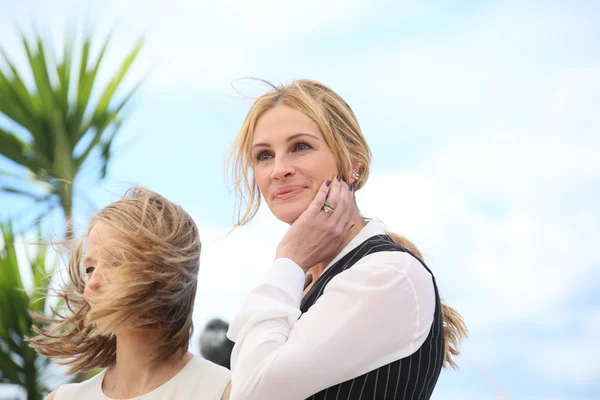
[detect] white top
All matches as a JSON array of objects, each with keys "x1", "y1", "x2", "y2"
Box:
[
  {"x1": 227, "y1": 219, "x2": 436, "y2": 400},
  {"x1": 55, "y1": 356, "x2": 230, "y2": 400}
]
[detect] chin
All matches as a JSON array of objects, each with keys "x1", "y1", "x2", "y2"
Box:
[
  {"x1": 271, "y1": 203, "x2": 306, "y2": 225},
  {"x1": 273, "y1": 210, "x2": 300, "y2": 225}
]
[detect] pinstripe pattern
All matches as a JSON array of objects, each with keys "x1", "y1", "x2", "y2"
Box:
[{"x1": 300, "y1": 235, "x2": 443, "y2": 400}]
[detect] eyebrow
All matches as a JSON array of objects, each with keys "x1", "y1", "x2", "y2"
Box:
[
  {"x1": 251, "y1": 133, "x2": 321, "y2": 150},
  {"x1": 83, "y1": 257, "x2": 97, "y2": 266}
]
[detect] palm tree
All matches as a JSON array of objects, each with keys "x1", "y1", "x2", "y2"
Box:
[
  {"x1": 0, "y1": 28, "x2": 144, "y2": 239},
  {"x1": 0, "y1": 26, "x2": 144, "y2": 398},
  {"x1": 0, "y1": 222, "x2": 54, "y2": 400}
]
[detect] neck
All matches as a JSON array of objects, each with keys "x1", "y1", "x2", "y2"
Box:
[
  {"x1": 309, "y1": 210, "x2": 366, "y2": 282},
  {"x1": 102, "y1": 329, "x2": 192, "y2": 398}
]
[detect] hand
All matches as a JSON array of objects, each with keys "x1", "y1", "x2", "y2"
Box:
[{"x1": 275, "y1": 175, "x2": 355, "y2": 272}]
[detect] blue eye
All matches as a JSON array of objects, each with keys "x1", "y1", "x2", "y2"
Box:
[
  {"x1": 85, "y1": 267, "x2": 95, "y2": 275},
  {"x1": 293, "y1": 142, "x2": 311, "y2": 152},
  {"x1": 256, "y1": 151, "x2": 273, "y2": 161}
]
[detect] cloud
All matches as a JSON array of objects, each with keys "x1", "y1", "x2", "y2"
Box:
[
  {"x1": 297, "y1": 2, "x2": 600, "y2": 141},
  {"x1": 529, "y1": 309, "x2": 600, "y2": 385},
  {"x1": 356, "y1": 125, "x2": 599, "y2": 326},
  {"x1": 102, "y1": 0, "x2": 374, "y2": 91}
]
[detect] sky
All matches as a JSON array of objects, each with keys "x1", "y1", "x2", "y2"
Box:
[{"x1": 0, "y1": 0, "x2": 599, "y2": 399}]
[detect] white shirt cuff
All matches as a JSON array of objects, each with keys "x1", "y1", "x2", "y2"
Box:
[{"x1": 262, "y1": 258, "x2": 306, "y2": 306}]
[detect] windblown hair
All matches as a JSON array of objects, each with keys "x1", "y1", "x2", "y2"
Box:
[
  {"x1": 27, "y1": 186, "x2": 200, "y2": 374},
  {"x1": 226, "y1": 79, "x2": 468, "y2": 368}
]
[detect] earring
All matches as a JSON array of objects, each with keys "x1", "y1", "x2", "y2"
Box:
[{"x1": 352, "y1": 171, "x2": 360, "y2": 180}]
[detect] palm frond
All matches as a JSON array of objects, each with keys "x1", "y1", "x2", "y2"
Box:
[
  {"x1": 68, "y1": 33, "x2": 112, "y2": 142},
  {"x1": 0, "y1": 222, "x2": 55, "y2": 398},
  {"x1": 75, "y1": 37, "x2": 143, "y2": 168},
  {"x1": 0, "y1": 26, "x2": 144, "y2": 237},
  {"x1": 0, "y1": 128, "x2": 37, "y2": 171}
]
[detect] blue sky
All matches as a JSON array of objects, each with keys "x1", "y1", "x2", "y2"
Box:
[{"x1": 0, "y1": 0, "x2": 599, "y2": 399}]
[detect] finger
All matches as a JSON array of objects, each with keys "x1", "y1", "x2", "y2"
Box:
[
  {"x1": 306, "y1": 178, "x2": 333, "y2": 217},
  {"x1": 322, "y1": 174, "x2": 344, "y2": 219},
  {"x1": 330, "y1": 177, "x2": 352, "y2": 223},
  {"x1": 327, "y1": 174, "x2": 344, "y2": 208},
  {"x1": 344, "y1": 221, "x2": 356, "y2": 232},
  {"x1": 344, "y1": 181, "x2": 355, "y2": 219}
]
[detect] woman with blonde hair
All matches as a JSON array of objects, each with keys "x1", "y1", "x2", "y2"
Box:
[
  {"x1": 226, "y1": 79, "x2": 467, "y2": 399},
  {"x1": 27, "y1": 187, "x2": 231, "y2": 400}
]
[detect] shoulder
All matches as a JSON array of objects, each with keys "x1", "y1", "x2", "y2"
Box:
[
  {"x1": 50, "y1": 372, "x2": 105, "y2": 399},
  {"x1": 189, "y1": 356, "x2": 231, "y2": 378},
  {"x1": 180, "y1": 357, "x2": 231, "y2": 393},
  {"x1": 352, "y1": 247, "x2": 429, "y2": 276},
  {"x1": 171, "y1": 357, "x2": 230, "y2": 399},
  {"x1": 327, "y1": 250, "x2": 435, "y2": 300}
]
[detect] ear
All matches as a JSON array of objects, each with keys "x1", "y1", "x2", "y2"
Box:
[{"x1": 350, "y1": 161, "x2": 361, "y2": 183}]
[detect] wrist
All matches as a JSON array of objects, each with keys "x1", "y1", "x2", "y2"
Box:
[
  {"x1": 263, "y1": 259, "x2": 306, "y2": 305},
  {"x1": 275, "y1": 252, "x2": 308, "y2": 272}
]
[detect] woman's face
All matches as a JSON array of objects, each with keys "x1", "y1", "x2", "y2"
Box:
[
  {"x1": 83, "y1": 222, "x2": 118, "y2": 302},
  {"x1": 251, "y1": 105, "x2": 339, "y2": 224}
]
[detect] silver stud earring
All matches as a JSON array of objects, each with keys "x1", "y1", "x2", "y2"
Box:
[{"x1": 352, "y1": 171, "x2": 360, "y2": 180}]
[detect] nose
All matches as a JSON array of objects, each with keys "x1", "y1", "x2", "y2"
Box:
[
  {"x1": 85, "y1": 270, "x2": 101, "y2": 294},
  {"x1": 270, "y1": 154, "x2": 295, "y2": 181}
]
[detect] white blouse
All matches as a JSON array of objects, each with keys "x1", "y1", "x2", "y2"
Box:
[
  {"x1": 227, "y1": 219, "x2": 436, "y2": 400},
  {"x1": 54, "y1": 356, "x2": 230, "y2": 400}
]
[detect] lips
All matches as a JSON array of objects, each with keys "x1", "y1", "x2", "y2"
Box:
[{"x1": 273, "y1": 185, "x2": 306, "y2": 200}]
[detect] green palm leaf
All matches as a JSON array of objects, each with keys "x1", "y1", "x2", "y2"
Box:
[
  {"x1": 0, "y1": 222, "x2": 54, "y2": 399},
  {"x1": 0, "y1": 128, "x2": 37, "y2": 171},
  {"x1": 0, "y1": 27, "x2": 144, "y2": 237}
]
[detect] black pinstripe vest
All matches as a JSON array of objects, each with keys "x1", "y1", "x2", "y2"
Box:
[{"x1": 301, "y1": 234, "x2": 444, "y2": 400}]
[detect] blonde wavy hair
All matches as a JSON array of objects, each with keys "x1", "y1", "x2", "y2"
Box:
[
  {"x1": 27, "y1": 186, "x2": 200, "y2": 374},
  {"x1": 226, "y1": 78, "x2": 467, "y2": 369}
]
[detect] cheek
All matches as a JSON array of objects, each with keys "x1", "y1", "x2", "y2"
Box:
[
  {"x1": 253, "y1": 168, "x2": 270, "y2": 195},
  {"x1": 309, "y1": 157, "x2": 337, "y2": 180}
]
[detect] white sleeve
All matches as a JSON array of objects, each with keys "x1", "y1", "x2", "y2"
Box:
[{"x1": 227, "y1": 252, "x2": 435, "y2": 400}]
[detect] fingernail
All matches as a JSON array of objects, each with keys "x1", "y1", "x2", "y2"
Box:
[
  {"x1": 337, "y1": 175, "x2": 342, "y2": 182},
  {"x1": 326, "y1": 180, "x2": 331, "y2": 187}
]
